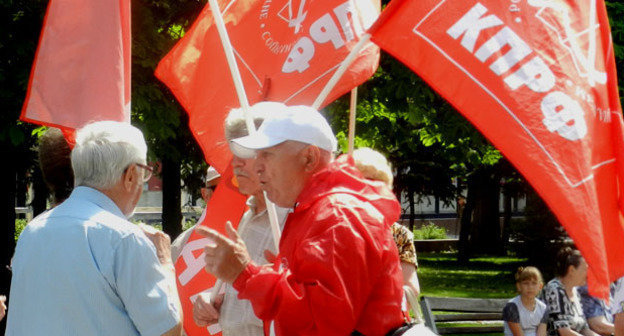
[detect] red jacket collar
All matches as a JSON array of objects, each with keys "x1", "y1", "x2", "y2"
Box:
[{"x1": 294, "y1": 155, "x2": 401, "y2": 227}]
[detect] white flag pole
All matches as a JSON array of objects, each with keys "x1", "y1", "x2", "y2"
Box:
[
  {"x1": 312, "y1": 33, "x2": 371, "y2": 110},
  {"x1": 207, "y1": 0, "x2": 282, "y2": 304},
  {"x1": 587, "y1": 0, "x2": 597, "y2": 87},
  {"x1": 348, "y1": 88, "x2": 357, "y2": 155}
]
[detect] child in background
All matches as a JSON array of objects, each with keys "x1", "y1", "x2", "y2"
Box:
[{"x1": 503, "y1": 267, "x2": 548, "y2": 336}]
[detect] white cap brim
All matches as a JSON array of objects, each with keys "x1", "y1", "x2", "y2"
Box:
[{"x1": 229, "y1": 133, "x2": 286, "y2": 159}]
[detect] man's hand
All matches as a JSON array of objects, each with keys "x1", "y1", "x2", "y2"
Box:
[
  {"x1": 140, "y1": 224, "x2": 173, "y2": 265},
  {"x1": 195, "y1": 221, "x2": 250, "y2": 283},
  {"x1": 193, "y1": 293, "x2": 224, "y2": 327},
  {"x1": 0, "y1": 295, "x2": 6, "y2": 321}
]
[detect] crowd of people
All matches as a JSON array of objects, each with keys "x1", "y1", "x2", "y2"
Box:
[
  {"x1": 1, "y1": 101, "x2": 623, "y2": 336},
  {"x1": 503, "y1": 247, "x2": 624, "y2": 336}
]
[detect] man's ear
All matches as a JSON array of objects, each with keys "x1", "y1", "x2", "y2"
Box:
[
  {"x1": 122, "y1": 164, "x2": 137, "y2": 191},
  {"x1": 301, "y1": 146, "x2": 320, "y2": 172}
]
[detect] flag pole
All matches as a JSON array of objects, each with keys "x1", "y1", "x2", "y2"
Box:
[
  {"x1": 207, "y1": 0, "x2": 282, "y2": 304},
  {"x1": 312, "y1": 33, "x2": 371, "y2": 110},
  {"x1": 348, "y1": 88, "x2": 357, "y2": 155}
]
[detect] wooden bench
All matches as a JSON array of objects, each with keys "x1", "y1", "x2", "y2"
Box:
[{"x1": 419, "y1": 296, "x2": 508, "y2": 334}]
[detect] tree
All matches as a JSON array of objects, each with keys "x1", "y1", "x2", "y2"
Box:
[
  {"x1": 327, "y1": 52, "x2": 506, "y2": 258},
  {"x1": 132, "y1": 0, "x2": 207, "y2": 239}
]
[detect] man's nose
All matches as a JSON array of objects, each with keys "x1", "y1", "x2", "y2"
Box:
[{"x1": 254, "y1": 160, "x2": 264, "y2": 175}]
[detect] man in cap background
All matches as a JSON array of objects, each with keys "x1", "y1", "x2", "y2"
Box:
[
  {"x1": 197, "y1": 105, "x2": 406, "y2": 335},
  {"x1": 171, "y1": 166, "x2": 221, "y2": 262}
]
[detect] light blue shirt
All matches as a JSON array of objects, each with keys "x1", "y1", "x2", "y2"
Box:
[{"x1": 6, "y1": 186, "x2": 180, "y2": 336}]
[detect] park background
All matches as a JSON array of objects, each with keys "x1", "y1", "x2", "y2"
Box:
[{"x1": 1, "y1": 0, "x2": 623, "y2": 332}]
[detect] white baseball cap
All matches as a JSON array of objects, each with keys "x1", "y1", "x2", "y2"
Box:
[
  {"x1": 230, "y1": 105, "x2": 337, "y2": 159},
  {"x1": 206, "y1": 166, "x2": 220, "y2": 182}
]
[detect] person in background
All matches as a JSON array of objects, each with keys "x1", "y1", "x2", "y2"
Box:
[
  {"x1": 0, "y1": 295, "x2": 6, "y2": 321},
  {"x1": 38, "y1": 127, "x2": 74, "y2": 206},
  {"x1": 197, "y1": 105, "x2": 407, "y2": 335},
  {"x1": 577, "y1": 283, "x2": 614, "y2": 336},
  {"x1": 200, "y1": 166, "x2": 221, "y2": 206},
  {"x1": 170, "y1": 166, "x2": 221, "y2": 262},
  {"x1": 2, "y1": 127, "x2": 75, "y2": 326},
  {"x1": 540, "y1": 247, "x2": 599, "y2": 336},
  {"x1": 611, "y1": 277, "x2": 624, "y2": 336},
  {"x1": 192, "y1": 102, "x2": 290, "y2": 336},
  {"x1": 6, "y1": 121, "x2": 182, "y2": 336},
  {"x1": 351, "y1": 148, "x2": 421, "y2": 305},
  {"x1": 503, "y1": 266, "x2": 548, "y2": 336}
]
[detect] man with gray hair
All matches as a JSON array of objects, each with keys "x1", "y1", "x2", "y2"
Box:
[
  {"x1": 197, "y1": 106, "x2": 407, "y2": 335},
  {"x1": 192, "y1": 102, "x2": 289, "y2": 336},
  {"x1": 6, "y1": 121, "x2": 182, "y2": 336}
]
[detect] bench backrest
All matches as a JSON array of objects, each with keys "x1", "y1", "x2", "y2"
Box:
[{"x1": 420, "y1": 296, "x2": 508, "y2": 334}]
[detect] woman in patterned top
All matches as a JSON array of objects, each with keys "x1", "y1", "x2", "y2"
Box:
[
  {"x1": 352, "y1": 148, "x2": 421, "y2": 303},
  {"x1": 539, "y1": 247, "x2": 599, "y2": 336}
]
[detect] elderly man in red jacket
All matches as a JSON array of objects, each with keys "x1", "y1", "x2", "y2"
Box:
[{"x1": 197, "y1": 104, "x2": 406, "y2": 335}]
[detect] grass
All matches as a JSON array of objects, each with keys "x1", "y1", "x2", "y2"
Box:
[
  {"x1": 418, "y1": 252, "x2": 523, "y2": 298},
  {"x1": 416, "y1": 252, "x2": 526, "y2": 336}
]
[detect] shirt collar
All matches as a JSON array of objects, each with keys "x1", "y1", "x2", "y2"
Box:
[
  {"x1": 70, "y1": 186, "x2": 127, "y2": 219},
  {"x1": 246, "y1": 196, "x2": 265, "y2": 217}
]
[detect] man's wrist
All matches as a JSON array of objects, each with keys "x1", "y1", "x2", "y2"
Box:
[
  {"x1": 160, "y1": 261, "x2": 176, "y2": 275},
  {"x1": 232, "y1": 262, "x2": 260, "y2": 291}
]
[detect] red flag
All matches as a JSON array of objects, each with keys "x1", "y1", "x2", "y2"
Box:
[
  {"x1": 155, "y1": 0, "x2": 380, "y2": 173},
  {"x1": 371, "y1": 0, "x2": 624, "y2": 298},
  {"x1": 174, "y1": 166, "x2": 247, "y2": 336},
  {"x1": 20, "y1": 0, "x2": 131, "y2": 130}
]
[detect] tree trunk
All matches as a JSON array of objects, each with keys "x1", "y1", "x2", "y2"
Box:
[
  {"x1": 32, "y1": 166, "x2": 49, "y2": 217},
  {"x1": 458, "y1": 175, "x2": 476, "y2": 263},
  {"x1": 408, "y1": 188, "x2": 415, "y2": 231},
  {"x1": 0, "y1": 148, "x2": 17, "y2": 332},
  {"x1": 470, "y1": 167, "x2": 501, "y2": 255},
  {"x1": 161, "y1": 157, "x2": 182, "y2": 239},
  {"x1": 501, "y1": 191, "x2": 512, "y2": 253},
  {"x1": 15, "y1": 168, "x2": 27, "y2": 220}
]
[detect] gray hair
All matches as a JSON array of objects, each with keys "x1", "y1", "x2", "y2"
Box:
[
  {"x1": 71, "y1": 121, "x2": 147, "y2": 190},
  {"x1": 353, "y1": 147, "x2": 393, "y2": 188},
  {"x1": 224, "y1": 102, "x2": 286, "y2": 140}
]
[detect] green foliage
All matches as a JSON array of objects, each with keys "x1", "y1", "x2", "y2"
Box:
[
  {"x1": 14, "y1": 219, "x2": 27, "y2": 242},
  {"x1": 327, "y1": 53, "x2": 502, "y2": 208},
  {"x1": 606, "y1": 1, "x2": 624, "y2": 101},
  {"x1": 131, "y1": 0, "x2": 209, "y2": 205},
  {"x1": 413, "y1": 223, "x2": 447, "y2": 240},
  {"x1": 0, "y1": 0, "x2": 46, "y2": 148},
  {"x1": 182, "y1": 218, "x2": 197, "y2": 231}
]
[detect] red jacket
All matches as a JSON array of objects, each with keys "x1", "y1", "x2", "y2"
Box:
[{"x1": 233, "y1": 157, "x2": 405, "y2": 335}]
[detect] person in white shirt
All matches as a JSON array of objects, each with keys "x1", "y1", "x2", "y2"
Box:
[
  {"x1": 503, "y1": 266, "x2": 548, "y2": 336},
  {"x1": 192, "y1": 102, "x2": 289, "y2": 336},
  {"x1": 6, "y1": 121, "x2": 182, "y2": 336}
]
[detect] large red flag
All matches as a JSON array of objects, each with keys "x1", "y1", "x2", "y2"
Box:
[
  {"x1": 371, "y1": 0, "x2": 624, "y2": 298},
  {"x1": 156, "y1": 0, "x2": 380, "y2": 173},
  {"x1": 20, "y1": 0, "x2": 131, "y2": 130}
]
